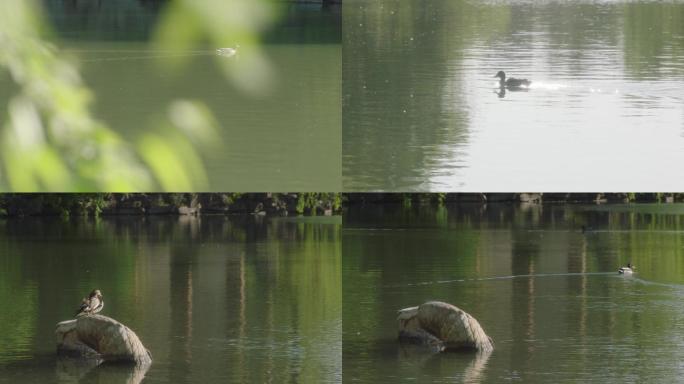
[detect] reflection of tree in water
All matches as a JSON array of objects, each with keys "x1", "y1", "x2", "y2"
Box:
[
  {"x1": 0, "y1": 215, "x2": 340, "y2": 381},
  {"x1": 344, "y1": 1, "x2": 473, "y2": 189},
  {"x1": 623, "y1": 3, "x2": 684, "y2": 78},
  {"x1": 43, "y1": 0, "x2": 165, "y2": 41}
]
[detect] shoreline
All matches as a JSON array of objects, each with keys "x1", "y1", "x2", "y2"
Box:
[{"x1": 0, "y1": 193, "x2": 342, "y2": 217}]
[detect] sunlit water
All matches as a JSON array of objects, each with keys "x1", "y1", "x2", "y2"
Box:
[
  {"x1": 0, "y1": 215, "x2": 341, "y2": 383},
  {"x1": 343, "y1": 203, "x2": 684, "y2": 382},
  {"x1": 343, "y1": 0, "x2": 684, "y2": 191}
]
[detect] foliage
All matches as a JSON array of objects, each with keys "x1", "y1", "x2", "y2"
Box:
[
  {"x1": 0, "y1": 0, "x2": 275, "y2": 191},
  {"x1": 0, "y1": 1, "x2": 150, "y2": 190},
  {"x1": 297, "y1": 193, "x2": 318, "y2": 214},
  {"x1": 0, "y1": 193, "x2": 343, "y2": 216},
  {"x1": 221, "y1": 193, "x2": 243, "y2": 205}
]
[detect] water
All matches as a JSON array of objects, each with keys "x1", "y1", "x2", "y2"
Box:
[
  {"x1": 76, "y1": 42, "x2": 341, "y2": 191},
  {"x1": 0, "y1": 215, "x2": 341, "y2": 383},
  {"x1": 343, "y1": 202, "x2": 684, "y2": 382},
  {"x1": 343, "y1": 0, "x2": 684, "y2": 191},
  {"x1": 1, "y1": 1, "x2": 341, "y2": 191}
]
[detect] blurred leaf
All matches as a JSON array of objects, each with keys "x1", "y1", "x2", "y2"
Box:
[
  {"x1": 154, "y1": 0, "x2": 277, "y2": 95},
  {"x1": 168, "y1": 100, "x2": 221, "y2": 148},
  {"x1": 0, "y1": 0, "x2": 231, "y2": 192},
  {"x1": 137, "y1": 132, "x2": 209, "y2": 191}
]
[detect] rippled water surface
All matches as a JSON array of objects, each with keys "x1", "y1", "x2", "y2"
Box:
[
  {"x1": 343, "y1": 203, "x2": 684, "y2": 382},
  {"x1": 0, "y1": 215, "x2": 341, "y2": 383},
  {"x1": 343, "y1": 0, "x2": 684, "y2": 191}
]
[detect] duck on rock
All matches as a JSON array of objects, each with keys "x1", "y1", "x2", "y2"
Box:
[
  {"x1": 494, "y1": 71, "x2": 531, "y2": 89},
  {"x1": 75, "y1": 289, "x2": 104, "y2": 317}
]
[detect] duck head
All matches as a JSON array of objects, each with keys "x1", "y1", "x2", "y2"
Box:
[
  {"x1": 89, "y1": 289, "x2": 102, "y2": 299},
  {"x1": 494, "y1": 71, "x2": 506, "y2": 80}
]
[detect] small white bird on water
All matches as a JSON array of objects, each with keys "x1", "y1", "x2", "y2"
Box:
[
  {"x1": 618, "y1": 263, "x2": 634, "y2": 275},
  {"x1": 216, "y1": 45, "x2": 239, "y2": 58}
]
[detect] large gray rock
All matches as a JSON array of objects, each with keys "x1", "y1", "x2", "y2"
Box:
[
  {"x1": 397, "y1": 301, "x2": 493, "y2": 352},
  {"x1": 56, "y1": 315, "x2": 151, "y2": 365}
]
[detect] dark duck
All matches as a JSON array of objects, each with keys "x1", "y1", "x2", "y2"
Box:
[
  {"x1": 75, "y1": 289, "x2": 104, "y2": 317},
  {"x1": 494, "y1": 71, "x2": 531, "y2": 89}
]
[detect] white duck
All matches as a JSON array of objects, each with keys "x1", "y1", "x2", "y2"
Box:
[
  {"x1": 216, "y1": 45, "x2": 239, "y2": 58},
  {"x1": 618, "y1": 263, "x2": 634, "y2": 275}
]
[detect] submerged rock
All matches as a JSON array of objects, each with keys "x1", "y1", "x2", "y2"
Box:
[
  {"x1": 397, "y1": 301, "x2": 493, "y2": 352},
  {"x1": 56, "y1": 315, "x2": 151, "y2": 365}
]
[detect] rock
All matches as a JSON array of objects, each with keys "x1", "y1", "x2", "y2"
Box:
[
  {"x1": 397, "y1": 301, "x2": 493, "y2": 352},
  {"x1": 56, "y1": 315, "x2": 151, "y2": 365},
  {"x1": 178, "y1": 206, "x2": 200, "y2": 215},
  {"x1": 518, "y1": 193, "x2": 542, "y2": 204}
]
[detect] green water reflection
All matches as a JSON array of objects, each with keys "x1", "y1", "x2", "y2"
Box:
[
  {"x1": 0, "y1": 215, "x2": 341, "y2": 383},
  {"x1": 343, "y1": 202, "x2": 684, "y2": 382}
]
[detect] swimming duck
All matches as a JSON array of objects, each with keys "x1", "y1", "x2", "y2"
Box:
[
  {"x1": 75, "y1": 289, "x2": 104, "y2": 317},
  {"x1": 494, "y1": 71, "x2": 531, "y2": 88},
  {"x1": 216, "y1": 45, "x2": 239, "y2": 57},
  {"x1": 618, "y1": 263, "x2": 634, "y2": 275}
]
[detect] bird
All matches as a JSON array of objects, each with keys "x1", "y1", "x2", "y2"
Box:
[
  {"x1": 618, "y1": 263, "x2": 634, "y2": 275},
  {"x1": 216, "y1": 45, "x2": 239, "y2": 57},
  {"x1": 75, "y1": 289, "x2": 104, "y2": 317},
  {"x1": 494, "y1": 71, "x2": 531, "y2": 89}
]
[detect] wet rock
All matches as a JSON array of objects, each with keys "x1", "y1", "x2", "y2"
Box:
[
  {"x1": 398, "y1": 301, "x2": 493, "y2": 352},
  {"x1": 178, "y1": 206, "x2": 200, "y2": 215},
  {"x1": 56, "y1": 315, "x2": 151, "y2": 365},
  {"x1": 518, "y1": 193, "x2": 542, "y2": 203}
]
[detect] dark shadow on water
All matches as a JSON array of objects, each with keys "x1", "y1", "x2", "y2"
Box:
[
  {"x1": 359, "y1": 338, "x2": 493, "y2": 382},
  {"x1": 397, "y1": 341, "x2": 492, "y2": 382},
  {"x1": 57, "y1": 356, "x2": 151, "y2": 384},
  {"x1": 56, "y1": 356, "x2": 101, "y2": 381},
  {"x1": 0, "y1": 354, "x2": 147, "y2": 383}
]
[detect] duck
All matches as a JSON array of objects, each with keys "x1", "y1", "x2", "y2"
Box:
[
  {"x1": 494, "y1": 71, "x2": 531, "y2": 88},
  {"x1": 75, "y1": 289, "x2": 104, "y2": 317},
  {"x1": 216, "y1": 45, "x2": 239, "y2": 57},
  {"x1": 618, "y1": 263, "x2": 634, "y2": 275}
]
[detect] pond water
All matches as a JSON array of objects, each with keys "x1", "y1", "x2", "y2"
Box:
[
  {"x1": 0, "y1": 215, "x2": 341, "y2": 383},
  {"x1": 1, "y1": 0, "x2": 341, "y2": 191},
  {"x1": 343, "y1": 202, "x2": 684, "y2": 382},
  {"x1": 343, "y1": 0, "x2": 684, "y2": 191}
]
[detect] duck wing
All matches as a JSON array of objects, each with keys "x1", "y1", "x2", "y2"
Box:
[
  {"x1": 75, "y1": 298, "x2": 90, "y2": 316},
  {"x1": 91, "y1": 297, "x2": 104, "y2": 314}
]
